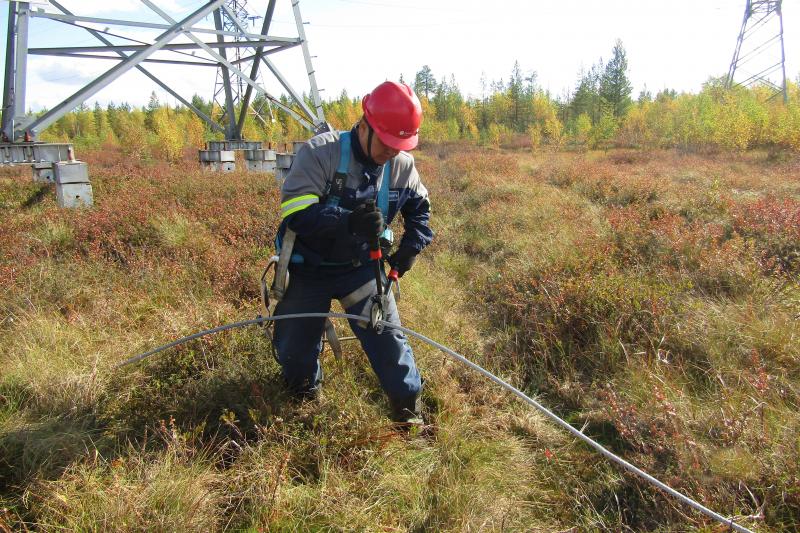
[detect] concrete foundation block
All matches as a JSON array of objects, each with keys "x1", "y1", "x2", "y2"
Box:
[
  {"x1": 276, "y1": 153, "x2": 294, "y2": 170},
  {"x1": 207, "y1": 140, "x2": 263, "y2": 151},
  {"x1": 245, "y1": 160, "x2": 277, "y2": 172},
  {"x1": 54, "y1": 161, "x2": 90, "y2": 184},
  {"x1": 198, "y1": 150, "x2": 235, "y2": 163},
  {"x1": 276, "y1": 167, "x2": 293, "y2": 184},
  {"x1": 56, "y1": 182, "x2": 93, "y2": 208},
  {"x1": 238, "y1": 141, "x2": 263, "y2": 151},
  {"x1": 32, "y1": 162, "x2": 54, "y2": 183},
  {"x1": 244, "y1": 149, "x2": 276, "y2": 161},
  {"x1": 199, "y1": 150, "x2": 236, "y2": 172},
  {"x1": 201, "y1": 161, "x2": 236, "y2": 172},
  {"x1": 292, "y1": 141, "x2": 306, "y2": 154}
]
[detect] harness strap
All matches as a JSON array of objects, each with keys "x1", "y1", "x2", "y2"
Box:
[
  {"x1": 328, "y1": 130, "x2": 391, "y2": 221},
  {"x1": 271, "y1": 228, "x2": 296, "y2": 301},
  {"x1": 277, "y1": 131, "x2": 393, "y2": 270},
  {"x1": 323, "y1": 319, "x2": 342, "y2": 360},
  {"x1": 339, "y1": 279, "x2": 378, "y2": 310},
  {"x1": 337, "y1": 131, "x2": 351, "y2": 174},
  {"x1": 378, "y1": 162, "x2": 390, "y2": 218}
]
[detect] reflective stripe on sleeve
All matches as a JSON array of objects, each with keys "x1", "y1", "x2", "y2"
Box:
[{"x1": 281, "y1": 194, "x2": 319, "y2": 218}]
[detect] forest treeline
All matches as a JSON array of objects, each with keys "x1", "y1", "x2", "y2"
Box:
[{"x1": 40, "y1": 40, "x2": 800, "y2": 159}]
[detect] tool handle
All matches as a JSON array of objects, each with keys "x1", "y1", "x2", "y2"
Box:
[
  {"x1": 364, "y1": 199, "x2": 382, "y2": 260},
  {"x1": 383, "y1": 268, "x2": 399, "y2": 297}
]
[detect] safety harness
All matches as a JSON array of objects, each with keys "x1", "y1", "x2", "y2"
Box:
[{"x1": 260, "y1": 131, "x2": 393, "y2": 358}]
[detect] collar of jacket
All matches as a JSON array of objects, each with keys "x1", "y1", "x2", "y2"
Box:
[{"x1": 349, "y1": 124, "x2": 382, "y2": 180}]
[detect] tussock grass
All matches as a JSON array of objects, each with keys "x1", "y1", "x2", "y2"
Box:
[{"x1": 1, "y1": 145, "x2": 798, "y2": 531}]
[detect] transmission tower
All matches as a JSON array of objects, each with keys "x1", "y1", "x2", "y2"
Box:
[
  {"x1": 0, "y1": 0, "x2": 329, "y2": 201},
  {"x1": 1, "y1": 0, "x2": 327, "y2": 144},
  {"x1": 726, "y1": 0, "x2": 788, "y2": 103},
  {"x1": 211, "y1": 0, "x2": 270, "y2": 136}
]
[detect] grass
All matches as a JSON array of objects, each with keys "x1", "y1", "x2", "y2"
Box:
[{"x1": 1, "y1": 144, "x2": 798, "y2": 531}]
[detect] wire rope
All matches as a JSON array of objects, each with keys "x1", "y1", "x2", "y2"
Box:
[{"x1": 119, "y1": 312, "x2": 755, "y2": 533}]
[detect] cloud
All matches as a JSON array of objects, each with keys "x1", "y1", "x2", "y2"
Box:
[{"x1": 32, "y1": 58, "x2": 100, "y2": 85}]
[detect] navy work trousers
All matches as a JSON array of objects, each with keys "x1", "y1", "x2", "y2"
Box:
[{"x1": 272, "y1": 262, "x2": 421, "y2": 403}]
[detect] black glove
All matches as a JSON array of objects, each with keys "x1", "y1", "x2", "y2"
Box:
[
  {"x1": 388, "y1": 246, "x2": 418, "y2": 277},
  {"x1": 348, "y1": 202, "x2": 384, "y2": 239}
]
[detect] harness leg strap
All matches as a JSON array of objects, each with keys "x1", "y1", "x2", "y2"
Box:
[
  {"x1": 272, "y1": 229, "x2": 296, "y2": 301},
  {"x1": 323, "y1": 318, "x2": 343, "y2": 360}
]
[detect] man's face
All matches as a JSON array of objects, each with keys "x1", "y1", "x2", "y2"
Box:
[{"x1": 358, "y1": 120, "x2": 400, "y2": 165}]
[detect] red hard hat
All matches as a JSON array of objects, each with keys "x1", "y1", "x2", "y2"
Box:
[{"x1": 362, "y1": 81, "x2": 422, "y2": 151}]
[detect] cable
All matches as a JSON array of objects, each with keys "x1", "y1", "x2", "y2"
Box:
[{"x1": 119, "y1": 312, "x2": 755, "y2": 533}]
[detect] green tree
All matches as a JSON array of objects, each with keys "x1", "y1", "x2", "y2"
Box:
[
  {"x1": 591, "y1": 110, "x2": 618, "y2": 149},
  {"x1": 431, "y1": 75, "x2": 463, "y2": 124},
  {"x1": 507, "y1": 60, "x2": 534, "y2": 132},
  {"x1": 413, "y1": 65, "x2": 437, "y2": 99},
  {"x1": 638, "y1": 86, "x2": 652, "y2": 103},
  {"x1": 570, "y1": 62, "x2": 603, "y2": 126},
  {"x1": 600, "y1": 39, "x2": 633, "y2": 118},
  {"x1": 144, "y1": 91, "x2": 159, "y2": 131},
  {"x1": 573, "y1": 113, "x2": 592, "y2": 148},
  {"x1": 190, "y1": 94, "x2": 212, "y2": 118},
  {"x1": 93, "y1": 102, "x2": 112, "y2": 143}
]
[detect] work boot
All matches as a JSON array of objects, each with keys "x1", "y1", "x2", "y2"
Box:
[
  {"x1": 285, "y1": 375, "x2": 322, "y2": 403},
  {"x1": 389, "y1": 394, "x2": 424, "y2": 427},
  {"x1": 290, "y1": 385, "x2": 321, "y2": 403}
]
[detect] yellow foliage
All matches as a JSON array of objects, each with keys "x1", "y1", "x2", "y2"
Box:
[
  {"x1": 618, "y1": 104, "x2": 647, "y2": 147},
  {"x1": 484, "y1": 123, "x2": 513, "y2": 148},
  {"x1": 327, "y1": 95, "x2": 360, "y2": 130},
  {"x1": 574, "y1": 113, "x2": 592, "y2": 147},
  {"x1": 418, "y1": 96, "x2": 433, "y2": 122},
  {"x1": 281, "y1": 115, "x2": 306, "y2": 142},
  {"x1": 543, "y1": 116, "x2": 564, "y2": 148},
  {"x1": 151, "y1": 107, "x2": 183, "y2": 162},
  {"x1": 420, "y1": 119, "x2": 449, "y2": 144},
  {"x1": 459, "y1": 103, "x2": 478, "y2": 140},
  {"x1": 181, "y1": 112, "x2": 206, "y2": 148},
  {"x1": 528, "y1": 124, "x2": 542, "y2": 152},
  {"x1": 35, "y1": 79, "x2": 800, "y2": 155},
  {"x1": 117, "y1": 111, "x2": 151, "y2": 159},
  {"x1": 772, "y1": 102, "x2": 800, "y2": 150},
  {"x1": 241, "y1": 116, "x2": 263, "y2": 141},
  {"x1": 713, "y1": 94, "x2": 754, "y2": 151}
]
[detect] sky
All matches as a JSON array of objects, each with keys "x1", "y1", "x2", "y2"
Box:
[{"x1": 1, "y1": 0, "x2": 799, "y2": 113}]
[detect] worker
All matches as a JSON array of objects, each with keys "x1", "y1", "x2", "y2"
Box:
[{"x1": 272, "y1": 81, "x2": 433, "y2": 425}]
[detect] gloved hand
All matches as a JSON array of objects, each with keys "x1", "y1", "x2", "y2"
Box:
[
  {"x1": 348, "y1": 202, "x2": 385, "y2": 239},
  {"x1": 388, "y1": 246, "x2": 418, "y2": 277}
]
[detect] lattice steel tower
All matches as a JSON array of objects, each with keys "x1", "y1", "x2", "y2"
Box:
[
  {"x1": 211, "y1": 0, "x2": 270, "y2": 136},
  {"x1": 726, "y1": 0, "x2": 788, "y2": 102},
  {"x1": 1, "y1": 0, "x2": 327, "y2": 144}
]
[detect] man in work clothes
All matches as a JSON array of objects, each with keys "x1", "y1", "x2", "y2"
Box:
[{"x1": 273, "y1": 81, "x2": 433, "y2": 424}]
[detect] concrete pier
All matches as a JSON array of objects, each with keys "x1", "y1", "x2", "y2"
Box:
[
  {"x1": 199, "y1": 149, "x2": 236, "y2": 172},
  {"x1": 54, "y1": 161, "x2": 92, "y2": 208}
]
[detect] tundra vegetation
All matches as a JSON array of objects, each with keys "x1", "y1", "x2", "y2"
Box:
[{"x1": 1, "y1": 47, "x2": 799, "y2": 531}]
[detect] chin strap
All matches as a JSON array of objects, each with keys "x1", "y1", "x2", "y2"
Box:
[{"x1": 364, "y1": 119, "x2": 378, "y2": 165}]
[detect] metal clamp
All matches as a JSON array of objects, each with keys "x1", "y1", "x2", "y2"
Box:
[{"x1": 369, "y1": 294, "x2": 386, "y2": 333}]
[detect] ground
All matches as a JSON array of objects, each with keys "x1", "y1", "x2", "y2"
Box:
[{"x1": 1, "y1": 144, "x2": 798, "y2": 531}]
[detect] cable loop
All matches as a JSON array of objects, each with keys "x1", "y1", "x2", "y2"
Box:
[{"x1": 119, "y1": 312, "x2": 755, "y2": 533}]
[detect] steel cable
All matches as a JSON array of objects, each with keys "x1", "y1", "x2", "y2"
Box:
[{"x1": 119, "y1": 312, "x2": 755, "y2": 533}]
